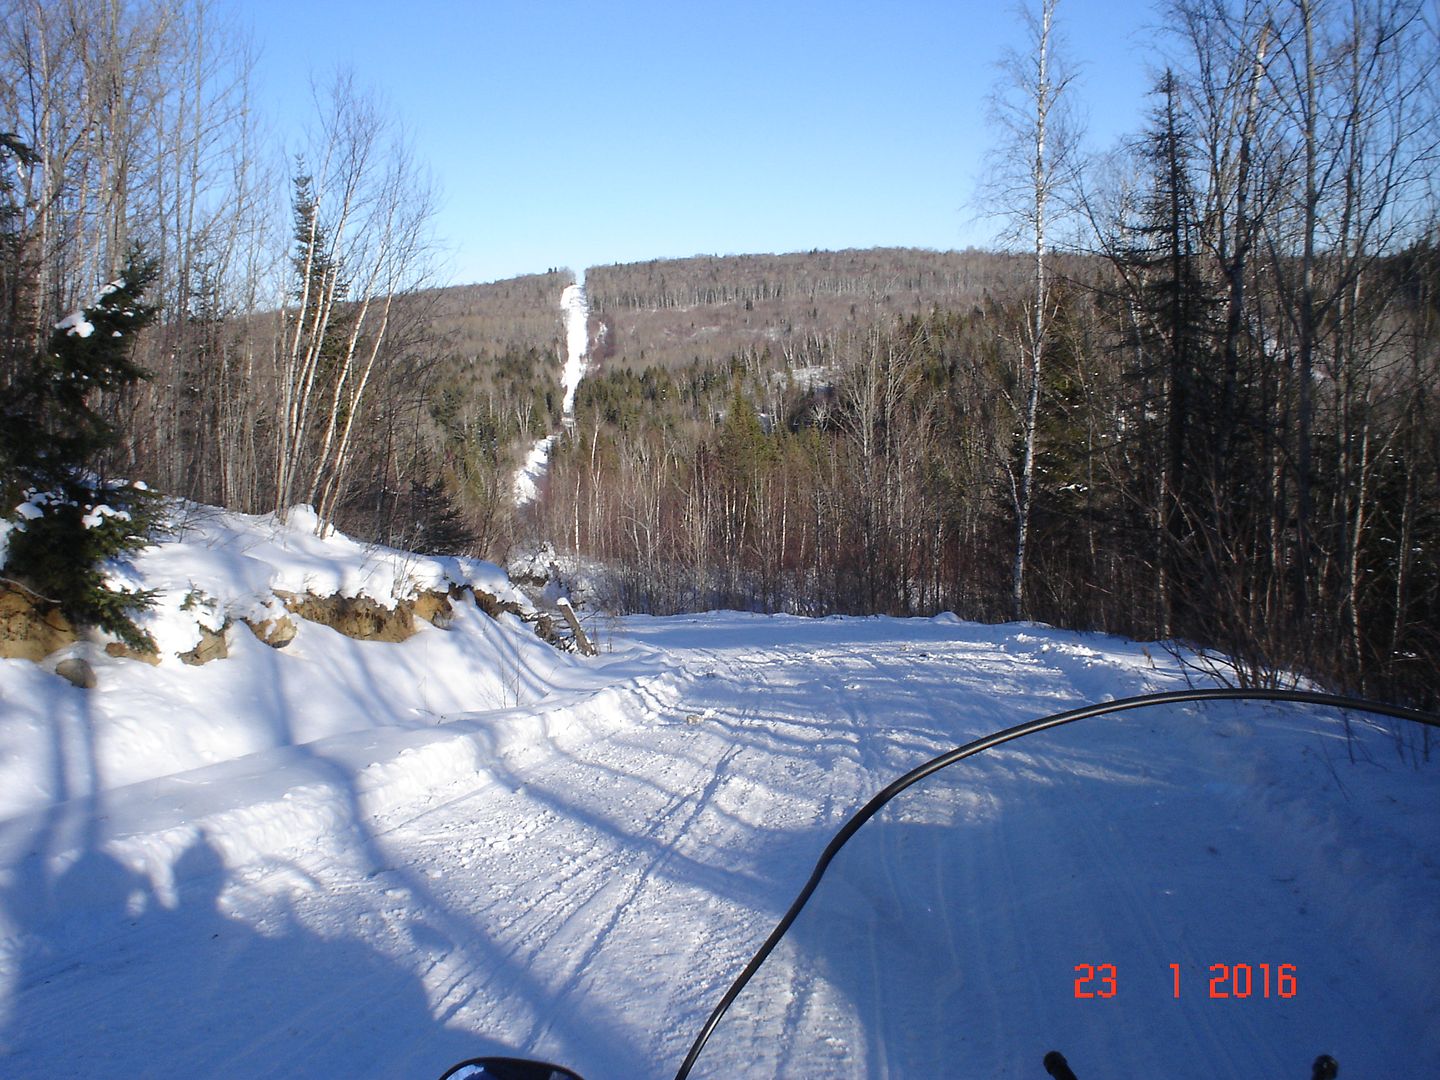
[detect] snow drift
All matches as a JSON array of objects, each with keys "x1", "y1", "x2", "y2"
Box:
[{"x1": 0, "y1": 501, "x2": 619, "y2": 823}]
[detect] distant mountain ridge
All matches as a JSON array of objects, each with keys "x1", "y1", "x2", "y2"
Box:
[
  {"x1": 425, "y1": 248, "x2": 1051, "y2": 375},
  {"x1": 584, "y1": 247, "x2": 1038, "y2": 371}
]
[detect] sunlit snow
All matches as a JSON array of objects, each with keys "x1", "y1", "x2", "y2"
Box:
[
  {"x1": 54, "y1": 311, "x2": 94, "y2": 338},
  {"x1": 513, "y1": 275, "x2": 590, "y2": 508},
  {"x1": 560, "y1": 278, "x2": 590, "y2": 419},
  {"x1": 0, "y1": 506, "x2": 1436, "y2": 1079},
  {"x1": 512, "y1": 434, "x2": 557, "y2": 507}
]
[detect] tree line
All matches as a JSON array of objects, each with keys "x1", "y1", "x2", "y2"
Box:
[
  {"x1": 0, "y1": 0, "x2": 472, "y2": 640},
  {"x1": 584, "y1": 248, "x2": 1063, "y2": 372}
]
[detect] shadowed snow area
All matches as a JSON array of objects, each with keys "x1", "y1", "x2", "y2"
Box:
[{"x1": 1, "y1": 580, "x2": 1437, "y2": 1077}]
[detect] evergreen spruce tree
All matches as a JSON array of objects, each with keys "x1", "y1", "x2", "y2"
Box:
[
  {"x1": 1, "y1": 248, "x2": 162, "y2": 649},
  {"x1": 1121, "y1": 71, "x2": 1220, "y2": 636}
]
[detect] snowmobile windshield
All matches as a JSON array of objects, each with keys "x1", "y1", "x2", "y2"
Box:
[{"x1": 677, "y1": 691, "x2": 1440, "y2": 1079}]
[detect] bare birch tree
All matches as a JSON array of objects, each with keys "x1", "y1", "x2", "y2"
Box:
[
  {"x1": 986, "y1": 0, "x2": 1079, "y2": 619},
  {"x1": 272, "y1": 73, "x2": 437, "y2": 531}
]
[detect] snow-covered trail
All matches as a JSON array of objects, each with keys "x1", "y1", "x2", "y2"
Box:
[
  {"x1": 3, "y1": 615, "x2": 1437, "y2": 1079},
  {"x1": 375, "y1": 615, "x2": 1115, "y2": 1078},
  {"x1": 559, "y1": 279, "x2": 590, "y2": 420},
  {"x1": 513, "y1": 276, "x2": 590, "y2": 507}
]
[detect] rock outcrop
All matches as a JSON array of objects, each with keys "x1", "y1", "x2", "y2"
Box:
[
  {"x1": 178, "y1": 624, "x2": 229, "y2": 665},
  {"x1": 0, "y1": 584, "x2": 77, "y2": 661},
  {"x1": 54, "y1": 656, "x2": 96, "y2": 688},
  {"x1": 2, "y1": 577, "x2": 573, "y2": 672},
  {"x1": 243, "y1": 614, "x2": 297, "y2": 649}
]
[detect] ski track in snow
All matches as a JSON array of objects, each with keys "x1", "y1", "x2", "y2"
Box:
[{"x1": 2, "y1": 614, "x2": 1438, "y2": 1078}]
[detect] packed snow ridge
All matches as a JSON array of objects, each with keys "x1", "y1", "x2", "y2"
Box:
[{"x1": 0, "y1": 501, "x2": 579, "y2": 814}]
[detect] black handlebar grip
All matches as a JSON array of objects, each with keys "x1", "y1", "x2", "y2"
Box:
[
  {"x1": 1312, "y1": 1055, "x2": 1338, "y2": 1080},
  {"x1": 1043, "y1": 1051, "x2": 1079, "y2": 1080}
]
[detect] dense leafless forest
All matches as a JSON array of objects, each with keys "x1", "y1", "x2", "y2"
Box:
[
  {"x1": 2, "y1": 0, "x2": 1437, "y2": 705},
  {"x1": 533, "y1": 0, "x2": 1440, "y2": 706},
  {"x1": 584, "y1": 249, "x2": 1050, "y2": 371}
]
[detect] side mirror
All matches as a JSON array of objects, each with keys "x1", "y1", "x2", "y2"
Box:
[{"x1": 438, "y1": 1057, "x2": 586, "y2": 1080}]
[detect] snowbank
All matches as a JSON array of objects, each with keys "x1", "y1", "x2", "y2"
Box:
[
  {"x1": 0, "y1": 500, "x2": 587, "y2": 821},
  {"x1": 121, "y1": 502, "x2": 527, "y2": 656}
]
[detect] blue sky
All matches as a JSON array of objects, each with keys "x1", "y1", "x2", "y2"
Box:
[{"x1": 231, "y1": 0, "x2": 1160, "y2": 286}]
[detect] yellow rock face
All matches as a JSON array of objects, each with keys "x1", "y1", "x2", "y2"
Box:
[
  {"x1": 243, "y1": 615, "x2": 298, "y2": 649},
  {"x1": 0, "y1": 585, "x2": 78, "y2": 661}
]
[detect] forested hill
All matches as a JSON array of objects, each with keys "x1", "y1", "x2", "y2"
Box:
[
  {"x1": 427, "y1": 270, "x2": 573, "y2": 358},
  {"x1": 495, "y1": 240, "x2": 1439, "y2": 713},
  {"x1": 382, "y1": 248, "x2": 1050, "y2": 559},
  {"x1": 584, "y1": 248, "x2": 1052, "y2": 371},
  {"x1": 427, "y1": 247, "x2": 1058, "y2": 374}
]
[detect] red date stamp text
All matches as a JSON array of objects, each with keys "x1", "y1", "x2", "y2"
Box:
[{"x1": 1072, "y1": 963, "x2": 1297, "y2": 999}]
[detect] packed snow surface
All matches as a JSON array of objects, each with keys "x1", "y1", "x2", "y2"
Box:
[{"x1": 0, "y1": 515, "x2": 1436, "y2": 1078}]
